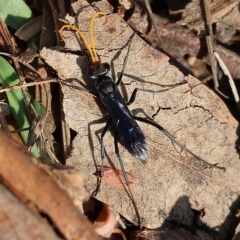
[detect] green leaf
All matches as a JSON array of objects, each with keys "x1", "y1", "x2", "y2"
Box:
[
  {"x1": 0, "y1": 56, "x2": 39, "y2": 157},
  {"x1": 32, "y1": 98, "x2": 45, "y2": 117},
  {"x1": 0, "y1": 0, "x2": 34, "y2": 30}
]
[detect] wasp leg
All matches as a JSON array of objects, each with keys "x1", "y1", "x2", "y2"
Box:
[
  {"x1": 127, "y1": 85, "x2": 189, "y2": 106},
  {"x1": 134, "y1": 116, "x2": 226, "y2": 172},
  {"x1": 126, "y1": 86, "x2": 225, "y2": 172},
  {"x1": 114, "y1": 130, "x2": 143, "y2": 229},
  {"x1": 100, "y1": 119, "x2": 112, "y2": 174},
  {"x1": 116, "y1": 34, "x2": 135, "y2": 86},
  {"x1": 127, "y1": 88, "x2": 156, "y2": 105},
  {"x1": 61, "y1": 81, "x2": 99, "y2": 98},
  {"x1": 93, "y1": 119, "x2": 112, "y2": 196}
]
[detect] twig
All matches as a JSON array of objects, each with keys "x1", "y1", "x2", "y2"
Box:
[
  {"x1": 123, "y1": 1, "x2": 240, "y2": 80},
  {"x1": 0, "y1": 104, "x2": 10, "y2": 136},
  {"x1": 0, "y1": 52, "x2": 41, "y2": 77},
  {"x1": 0, "y1": 129, "x2": 101, "y2": 240},
  {"x1": 202, "y1": 0, "x2": 229, "y2": 99},
  {"x1": 202, "y1": 1, "x2": 218, "y2": 91},
  {"x1": 27, "y1": 83, "x2": 50, "y2": 157},
  {"x1": 0, "y1": 79, "x2": 59, "y2": 93},
  {"x1": 144, "y1": 0, "x2": 162, "y2": 47},
  {"x1": 214, "y1": 52, "x2": 240, "y2": 115}
]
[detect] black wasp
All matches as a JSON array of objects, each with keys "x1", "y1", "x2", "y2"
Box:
[{"x1": 59, "y1": 12, "x2": 225, "y2": 228}]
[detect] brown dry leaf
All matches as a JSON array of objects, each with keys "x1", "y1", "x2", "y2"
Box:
[
  {"x1": 93, "y1": 203, "x2": 119, "y2": 238},
  {"x1": 221, "y1": 3, "x2": 240, "y2": 31},
  {"x1": 100, "y1": 166, "x2": 139, "y2": 192},
  {"x1": 41, "y1": 0, "x2": 240, "y2": 238},
  {"x1": 15, "y1": 16, "x2": 43, "y2": 41},
  {"x1": 175, "y1": 0, "x2": 239, "y2": 30},
  {"x1": 120, "y1": 0, "x2": 240, "y2": 80},
  {"x1": 132, "y1": 228, "x2": 202, "y2": 240}
]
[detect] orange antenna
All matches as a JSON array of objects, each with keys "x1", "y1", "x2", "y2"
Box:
[
  {"x1": 59, "y1": 12, "x2": 107, "y2": 64},
  {"x1": 89, "y1": 12, "x2": 107, "y2": 63}
]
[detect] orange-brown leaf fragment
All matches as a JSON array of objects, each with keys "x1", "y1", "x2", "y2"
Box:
[{"x1": 100, "y1": 166, "x2": 139, "y2": 192}]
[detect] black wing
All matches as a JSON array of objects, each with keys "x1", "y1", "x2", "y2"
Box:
[{"x1": 98, "y1": 80, "x2": 147, "y2": 162}]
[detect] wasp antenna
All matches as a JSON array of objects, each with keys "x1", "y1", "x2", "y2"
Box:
[
  {"x1": 59, "y1": 24, "x2": 95, "y2": 63},
  {"x1": 89, "y1": 12, "x2": 108, "y2": 64}
]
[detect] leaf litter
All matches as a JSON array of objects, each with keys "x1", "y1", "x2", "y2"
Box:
[
  {"x1": 99, "y1": 166, "x2": 139, "y2": 192},
  {"x1": 40, "y1": 0, "x2": 240, "y2": 237}
]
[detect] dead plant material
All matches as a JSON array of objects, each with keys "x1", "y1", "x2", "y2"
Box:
[
  {"x1": 41, "y1": 2, "x2": 240, "y2": 239},
  {"x1": 100, "y1": 166, "x2": 139, "y2": 192},
  {"x1": 0, "y1": 183, "x2": 61, "y2": 239},
  {"x1": 118, "y1": 0, "x2": 240, "y2": 80},
  {"x1": 131, "y1": 227, "x2": 202, "y2": 240},
  {"x1": 0, "y1": 129, "x2": 101, "y2": 240}
]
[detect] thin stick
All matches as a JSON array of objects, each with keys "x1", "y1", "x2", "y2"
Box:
[
  {"x1": 214, "y1": 52, "x2": 240, "y2": 114},
  {"x1": 0, "y1": 52, "x2": 41, "y2": 78},
  {"x1": 0, "y1": 104, "x2": 11, "y2": 136},
  {"x1": 202, "y1": 0, "x2": 217, "y2": 87},
  {"x1": 202, "y1": 0, "x2": 227, "y2": 98},
  {"x1": 144, "y1": 0, "x2": 162, "y2": 47},
  {"x1": 0, "y1": 79, "x2": 59, "y2": 93}
]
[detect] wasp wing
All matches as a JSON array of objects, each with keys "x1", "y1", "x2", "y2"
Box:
[{"x1": 99, "y1": 80, "x2": 147, "y2": 162}]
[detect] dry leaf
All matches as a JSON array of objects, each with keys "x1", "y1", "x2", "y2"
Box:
[
  {"x1": 100, "y1": 166, "x2": 139, "y2": 192},
  {"x1": 176, "y1": 0, "x2": 239, "y2": 30},
  {"x1": 131, "y1": 227, "x2": 202, "y2": 240},
  {"x1": 93, "y1": 203, "x2": 119, "y2": 238},
  {"x1": 40, "y1": 0, "x2": 240, "y2": 238},
  {"x1": 0, "y1": 129, "x2": 101, "y2": 240}
]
